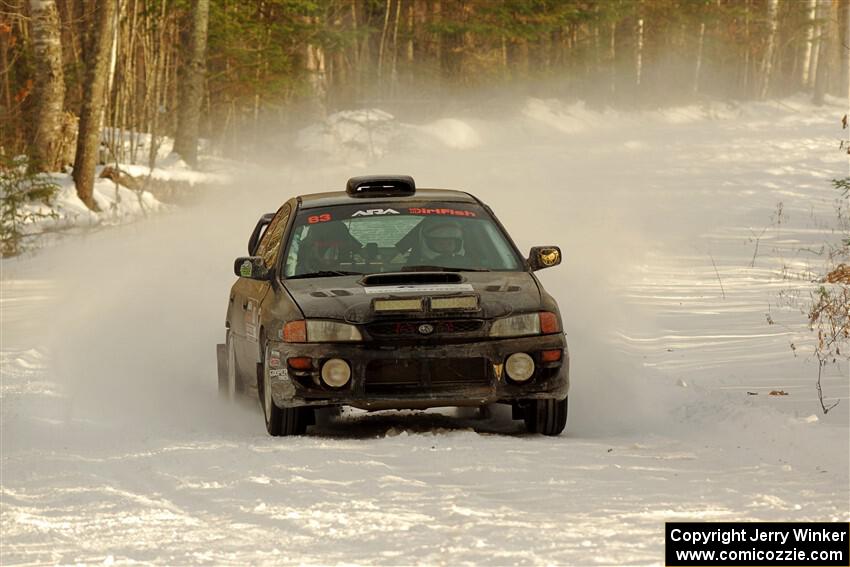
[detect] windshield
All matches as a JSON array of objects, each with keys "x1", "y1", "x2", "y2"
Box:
[{"x1": 283, "y1": 202, "x2": 522, "y2": 277}]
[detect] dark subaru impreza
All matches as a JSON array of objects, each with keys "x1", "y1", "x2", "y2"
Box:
[{"x1": 217, "y1": 176, "x2": 569, "y2": 436}]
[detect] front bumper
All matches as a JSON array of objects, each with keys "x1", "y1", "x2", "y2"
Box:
[{"x1": 267, "y1": 334, "x2": 569, "y2": 409}]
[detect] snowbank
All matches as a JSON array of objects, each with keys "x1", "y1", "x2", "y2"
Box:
[
  {"x1": 414, "y1": 118, "x2": 482, "y2": 150},
  {"x1": 296, "y1": 109, "x2": 402, "y2": 165},
  {"x1": 296, "y1": 109, "x2": 485, "y2": 162},
  {"x1": 4, "y1": 130, "x2": 234, "y2": 254},
  {"x1": 15, "y1": 159, "x2": 229, "y2": 241}
]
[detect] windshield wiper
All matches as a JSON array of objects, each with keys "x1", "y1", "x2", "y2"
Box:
[
  {"x1": 401, "y1": 265, "x2": 491, "y2": 272},
  {"x1": 288, "y1": 270, "x2": 363, "y2": 279}
]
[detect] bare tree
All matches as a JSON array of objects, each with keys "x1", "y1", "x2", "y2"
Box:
[
  {"x1": 28, "y1": 0, "x2": 65, "y2": 172},
  {"x1": 173, "y1": 0, "x2": 209, "y2": 168},
  {"x1": 72, "y1": 0, "x2": 117, "y2": 211}
]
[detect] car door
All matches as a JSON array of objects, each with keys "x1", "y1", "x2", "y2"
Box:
[
  {"x1": 228, "y1": 213, "x2": 274, "y2": 350},
  {"x1": 236, "y1": 203, "x2": 292, "y2": 372}
]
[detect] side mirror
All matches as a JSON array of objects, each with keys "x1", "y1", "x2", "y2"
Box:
[
  {"x1": 248, "y1": 213, "x2": 275, "y2": 255},
  {"x1": 528, "y1": 246, "x2": 562, "y2": 271},
  {"x1": 234, "y1": 256, "x2": 272, "y2": 280}
]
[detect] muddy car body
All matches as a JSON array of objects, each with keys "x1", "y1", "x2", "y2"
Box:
[{"x1": 217, "y1": 176, "x2": 569, "y2": 436}]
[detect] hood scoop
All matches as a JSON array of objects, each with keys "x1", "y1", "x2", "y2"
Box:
[{"x1": 361, "y1": 272, "x2": 463, "y2": 286}]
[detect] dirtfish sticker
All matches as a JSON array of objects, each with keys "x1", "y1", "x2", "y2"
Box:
[{"x1": 239, "y1": 260, "x2": 252, "y2": 277}]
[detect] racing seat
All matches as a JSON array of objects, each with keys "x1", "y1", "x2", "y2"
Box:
[{"x1": 297, "y1": 221, "x2": 362, "y2": 273}]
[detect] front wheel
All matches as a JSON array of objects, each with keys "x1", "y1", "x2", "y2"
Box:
[
  {"x1": 258, "y1": 345, "x2": 311, "y2": 436},
  {"x1": 523, "y1": 397, "x2": 568, "y2": 436}
]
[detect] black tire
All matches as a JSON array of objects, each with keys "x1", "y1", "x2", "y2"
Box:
[
  {"x1": 258, "y1": 344, "x2": 311, "y2": 436},
  {"x1": 523, "y1": 397, "x2": 568, "y2": 436}
]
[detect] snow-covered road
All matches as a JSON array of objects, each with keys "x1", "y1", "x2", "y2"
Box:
[{"x1": 2, "y1": 97, "x2": 848, "y2": 565}]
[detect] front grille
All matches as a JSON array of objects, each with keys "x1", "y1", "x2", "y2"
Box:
[
  {"x1": 365, "y1": 358, "x2": 490, "y2": 394},
  {"x1": 366, "y1": 319, "x2": 484, "y2": 339}
]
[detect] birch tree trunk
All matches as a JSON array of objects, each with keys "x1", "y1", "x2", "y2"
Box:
[
  {"x1": 305, "y1": 41, "x2": 327, "y2": 119},
  {"x1": 742, "y1": 0, "x2": 752, "y2": 95},
  {"x1": 173, "y1": 0, "x2": 209, "y2": 167},
  {"x1": 813, "y1": 0, "x2": 831, "y2": 105},
  {"x1": 609, "y1": 21, "x2": 617, "y2": 97},
  {"x1": 72, "y1": 0, "x2": 117, "y2": 211},
  {"x1": 840, "y1": 0, "x2": 849, "y2": 99},
  {"x1": 635, "y1": 11, "x2": 645, "y2": 89},
  {"x1": 693, "y1": 21, "x2": 706, "y2": 94},
  {"x1": 801, "y1": 0, "x2": 817, "y2": 87},
  {"x1": 405, "y1": 0, "x2": 413, "y2": 65},
  {"x1": 28, "y1": 0, "x2": 65, "y2": 172},
  {"x1": 759, "y1": 0, "x2": 779, "y2": 100},
  {"x1": 377, "y1": 0, "x2": 392, "y2": 84}
]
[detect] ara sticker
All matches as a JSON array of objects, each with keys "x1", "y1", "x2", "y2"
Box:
[
  {"x1": 239, "y1": 260, "x2": 252, "y2": 277},
  {"x1": 352, "y1": 208, "x2": 400, "y2": 217},
  {"x1": 408, "y1": 207, "x2": 476, "y2": 217},
  {"x1": 308, "y1": 213, "x2": 332, "y2": 224}
]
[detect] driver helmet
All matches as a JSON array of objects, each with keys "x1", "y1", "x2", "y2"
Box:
[{"x1": 422, "y1": 221, "x2": 463, "y2": 257}]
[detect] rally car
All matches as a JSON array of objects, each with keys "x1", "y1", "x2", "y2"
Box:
[{"x1": 216, "y1": 175, "x2": 569, "y2": 436}]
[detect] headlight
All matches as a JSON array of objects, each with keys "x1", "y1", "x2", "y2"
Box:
[
  {"x1": 489, "y1": 313, "x2": 540, "y2": 337},
  {"x1": 489, "y1": 311, "x2": 560, "y2": 338},
  {"x1": 284, "y1": 320, "x2": 362, "y2": 342},
  {"x1": 307, "y1": 320, "x2": 362, "y2": 342}
]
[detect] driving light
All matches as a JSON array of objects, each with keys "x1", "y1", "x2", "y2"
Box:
[
  {"x1": 431, "y1": 296, "x2": 478, "y2": 311},
  {"x1": 505, "y1": 353, "x2": 535, "y2": 382},
  {"x1": 321, "y1": 358, "x2": 351, "y2": 388},
  {"x1": 489, "y1": 313, "x2": 540, "y2": 337},
  {"x1": 374, "y1": 298, "x2": 423, "y2": 312}
]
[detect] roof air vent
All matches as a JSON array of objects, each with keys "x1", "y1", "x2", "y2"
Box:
[{"x1": 346, "y1": 175, "x2": 416, "y2": 198}]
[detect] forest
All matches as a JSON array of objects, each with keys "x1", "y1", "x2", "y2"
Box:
[{"x1": 1, "y1": 0, "x2": 849, "y2": 211}]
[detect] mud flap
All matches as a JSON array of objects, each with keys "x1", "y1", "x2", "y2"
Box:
[{"x1": 216, "y1": 343, "x2": 227, "y2": 391}]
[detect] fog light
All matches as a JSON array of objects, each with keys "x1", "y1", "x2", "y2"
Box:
[
  {"x1": 505, "y1": 353, "x2": 535, "y2": 382},
  {"x1": 321, "y1": 358, "x2": 351, "y2": 388}
]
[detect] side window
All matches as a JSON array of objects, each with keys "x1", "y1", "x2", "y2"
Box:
[{"x1": 255, "y1": 204, "x2": 291, "y2": 268}]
